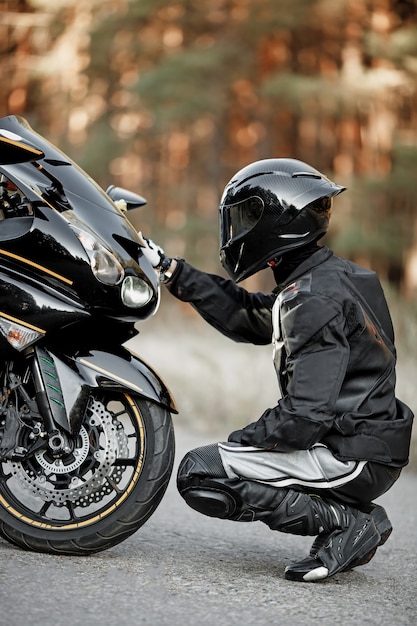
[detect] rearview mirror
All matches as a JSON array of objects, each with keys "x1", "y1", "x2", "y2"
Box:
[{"x1": 106, "y1": 185, "x2": 147, "y2": 211}]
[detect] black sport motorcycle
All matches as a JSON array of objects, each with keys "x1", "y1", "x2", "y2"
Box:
[{"x1": 0, "y1": 115, "x2": 176, "y2": 555}]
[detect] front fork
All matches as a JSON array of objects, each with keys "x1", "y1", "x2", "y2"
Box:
[
  {"x1": 30, "y1": 346, "x2": 73, "y2": 455},
  {"x1": 3, "y1": 339, "x2": 177, "y2": 461},
  {"x1": 1, "y1": 348, "x2": 81, "y2": 461}
]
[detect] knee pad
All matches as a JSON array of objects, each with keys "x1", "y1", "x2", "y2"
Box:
[
  {"x1": 177, "y1": 443, "x2": 227, "y2": 493},
  {"x1": 177, "y1": 444, "x2": 236, "y2": 519},
  {"x1": 182, "y1": 486, "x2": 238, "y2": 519}
]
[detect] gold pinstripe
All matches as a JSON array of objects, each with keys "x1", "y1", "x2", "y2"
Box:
[
  {"x1": 0, "y1": 248, "x2": 73, "y2": 285},
  {"x1": 0, "y1": 310, "x2": 45, "y2": 334},
  {"x1": 0, "y1": 136, "x2": 43, "y2": 157}
]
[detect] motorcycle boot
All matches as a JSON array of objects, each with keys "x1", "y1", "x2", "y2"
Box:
[
  {"x1": 285, "y1": 502, "x2": 392, "y2": 580},
  {"x1": 280, "y1": 503, "x2": 382, "y2": 582}
]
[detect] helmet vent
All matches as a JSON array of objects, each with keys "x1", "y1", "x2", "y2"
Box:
[{"x1": 292, "y1": 172, "x2": 322, "y2": 179}]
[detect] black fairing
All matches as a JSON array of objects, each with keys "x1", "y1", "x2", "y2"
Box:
[
  {"x1": 0, "y1": 115, "x2": 159, "y2": 322},
  {"x1": 0, "y1": 116, "x2": 177, "y2": 435}
]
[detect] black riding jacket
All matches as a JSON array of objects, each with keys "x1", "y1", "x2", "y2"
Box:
[{"x1": 166, "y1": 247, "x2": 413, "y2": 467}]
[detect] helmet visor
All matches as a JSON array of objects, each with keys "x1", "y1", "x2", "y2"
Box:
[{"x1": 220, "y1": 196, "x2": 264, "y2": 248}]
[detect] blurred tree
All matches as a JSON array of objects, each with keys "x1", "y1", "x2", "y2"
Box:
[
  {"x1": 0, "y1": 0, "x2": 51, "y2": 118},
  {"x1": 2, "y1": 0, "x2": 417, "y2": 292}
]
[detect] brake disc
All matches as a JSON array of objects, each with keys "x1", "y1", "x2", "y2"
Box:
[{"x1": 10, "y1": 399, "x2": 129, "y2": 506}]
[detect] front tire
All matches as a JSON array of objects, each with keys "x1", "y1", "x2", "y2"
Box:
[{"x1": 0, "y1": 392, "x2": 174, "y2": 555}]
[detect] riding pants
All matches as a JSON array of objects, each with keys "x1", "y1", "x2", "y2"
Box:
[{"x1": 177, "y1": 442, "x2": 401, "y2": 535}]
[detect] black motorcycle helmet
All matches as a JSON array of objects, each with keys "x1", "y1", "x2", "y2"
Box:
[{"x1": 219, "y1": 158, "x2": 346, "y2": 282}]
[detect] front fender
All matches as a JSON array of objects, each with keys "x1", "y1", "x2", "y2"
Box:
[{"x1": 49, "y1": 345, "x2": 178, "y2": 433}]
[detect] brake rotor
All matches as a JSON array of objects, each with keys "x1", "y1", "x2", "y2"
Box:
[{"x1": 10, "y1": 398, "x2": 129, "y2": 506}]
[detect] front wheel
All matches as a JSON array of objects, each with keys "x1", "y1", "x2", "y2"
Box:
[{"x1": 0, "y1": 392, "x2": 174, "y2": 554}]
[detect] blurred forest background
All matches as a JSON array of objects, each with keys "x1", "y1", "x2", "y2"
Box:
[{"x1": 1, "y1": 0, "x2": 417, "y2": 454}]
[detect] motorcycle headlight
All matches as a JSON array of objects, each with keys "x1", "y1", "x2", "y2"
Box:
[
  {"x1": 76, "y1": 229, "x2": 124, "y2": 285},
  {"x1": 90, "y1": 248, "x2": 124, "y2": 285},
  {"x1": 121, "y1": 276, "x2": 153, "y2": 308}
]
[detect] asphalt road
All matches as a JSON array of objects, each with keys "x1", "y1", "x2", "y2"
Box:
[{"x1": 1, "y1": 427, "x2": 416, "y2": 626}]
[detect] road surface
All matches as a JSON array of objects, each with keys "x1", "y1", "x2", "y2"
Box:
[{"x1": 1, "y1": 427, "x2": 416, "y2": 626}]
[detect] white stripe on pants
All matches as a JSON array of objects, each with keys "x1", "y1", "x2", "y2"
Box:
[{"x1": 218, "y1": 442, "x2": 367, "y2": 490}]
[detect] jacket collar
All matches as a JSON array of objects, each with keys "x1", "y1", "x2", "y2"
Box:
[{"x1": 273, "y1": 246, "x2": 333, "y2": 293}]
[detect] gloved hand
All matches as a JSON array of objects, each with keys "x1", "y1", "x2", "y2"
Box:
[
  {"x1": 138, "y1": 232, "x2": 165, "y2": 268},
  {"x1": 138, "y1": 232, "x2": 173, "y2": 279}
]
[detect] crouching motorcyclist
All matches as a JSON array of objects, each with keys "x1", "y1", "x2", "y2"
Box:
[{"x1": 141, "y1": 158, "x2": 414, "y2": 582}]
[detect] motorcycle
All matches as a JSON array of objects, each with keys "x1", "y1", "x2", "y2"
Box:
[{"x1": 0, "y1": 115, "x2": 176, "y2": 555}]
